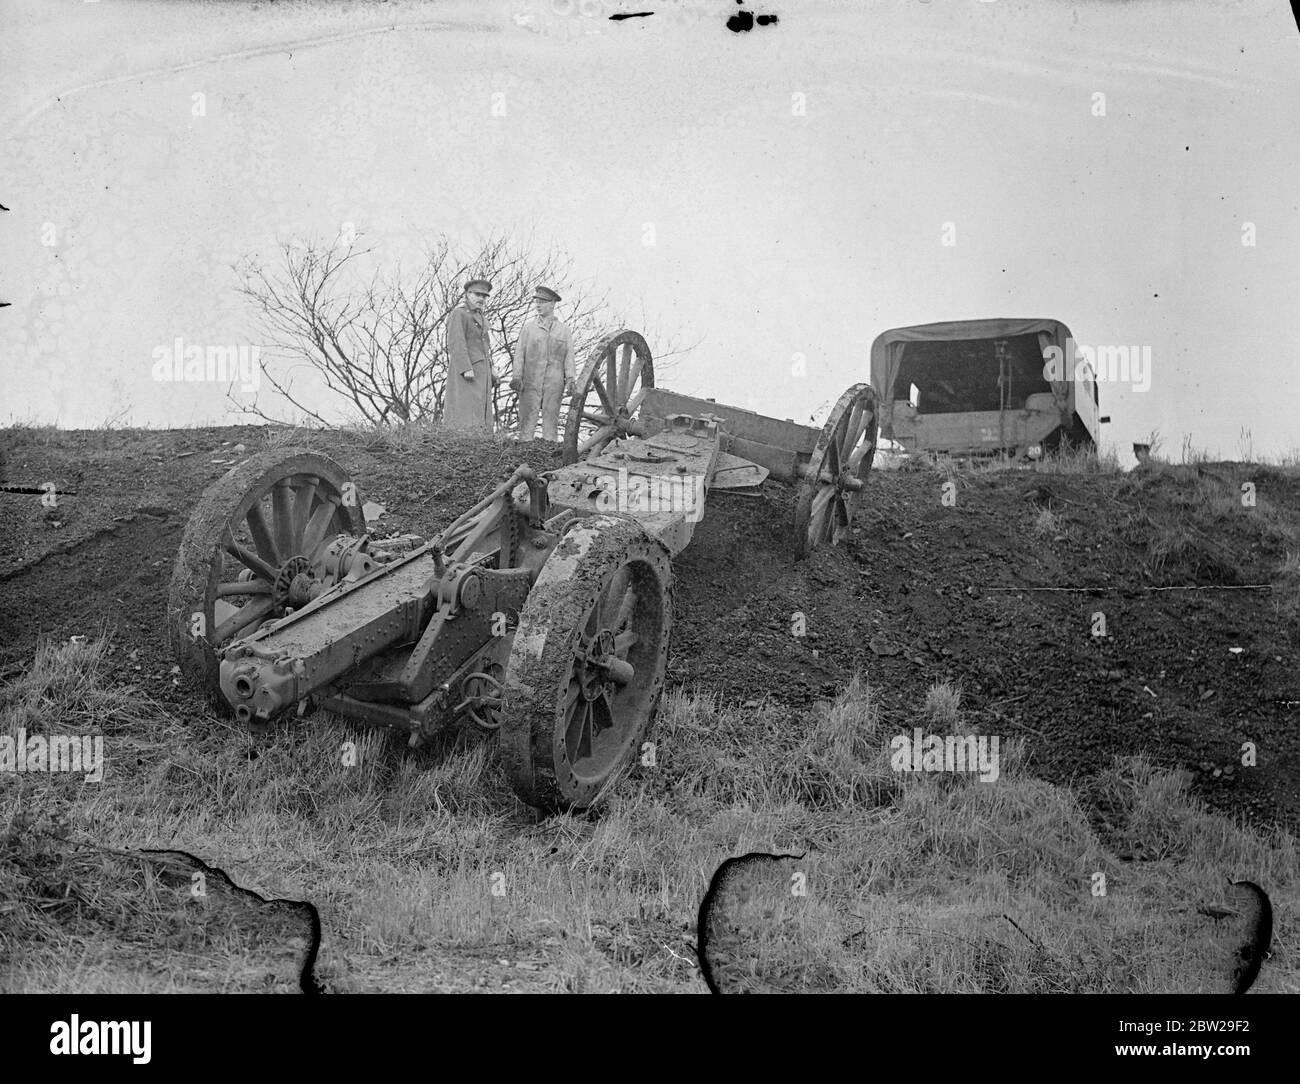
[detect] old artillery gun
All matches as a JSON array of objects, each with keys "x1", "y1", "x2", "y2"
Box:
[{"x1": 167, "y1": 331, "x2": 878, "y2": 812}]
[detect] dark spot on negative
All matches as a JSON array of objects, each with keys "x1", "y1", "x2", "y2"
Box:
[
  {"x1": 727, "y1": 10, "x2": 754, "y2": 33},
  {"x1": 727, "y1": 5, "x2": 779, "y2": 33}
]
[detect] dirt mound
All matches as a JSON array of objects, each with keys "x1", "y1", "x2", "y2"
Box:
[{"x1": 2, "y1": 425, "x2": 1297, "y2": 830}]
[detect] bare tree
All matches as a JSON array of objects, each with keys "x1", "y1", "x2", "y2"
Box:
[{"x1": 231, "y1": 231, "x2": 691, "y2": 429}]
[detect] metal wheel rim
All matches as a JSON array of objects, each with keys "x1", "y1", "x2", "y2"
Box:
[
  {"x1": 559, "y1": 557, "x2": 664, "y2": 786},
  {"x1": 500, "y1": 515, "x2": 673, "y2": 812}
]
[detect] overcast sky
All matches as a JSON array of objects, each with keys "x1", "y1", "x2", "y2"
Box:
[{"x1": 2, "y1": 0, "x2": 1297, "y2": 465}]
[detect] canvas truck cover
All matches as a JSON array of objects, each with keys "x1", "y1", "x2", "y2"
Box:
[{"x1": 869, "y1": 318, "x2": 1085, "y2": 441}]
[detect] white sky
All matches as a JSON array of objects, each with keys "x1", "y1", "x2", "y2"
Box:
[{"x1": 1, "y1": 0, "x2": 1297, "y2": 464}]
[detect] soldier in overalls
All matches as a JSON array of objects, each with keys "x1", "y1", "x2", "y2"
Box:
[
  {"x1": 443, "y1": 278, "x2": 497, "y2": 430},
  {"x1": 510, "y1": 286, "x2": 575, "y2": 443}
]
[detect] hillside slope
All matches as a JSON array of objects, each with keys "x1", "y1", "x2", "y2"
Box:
[{"x1": 2, "y1": 424, "x2": 1297, "y2": 830}]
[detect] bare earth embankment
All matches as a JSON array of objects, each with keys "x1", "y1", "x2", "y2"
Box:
[{"x1": 1, "y1": 424, "x2": 1297, "y2": 992}]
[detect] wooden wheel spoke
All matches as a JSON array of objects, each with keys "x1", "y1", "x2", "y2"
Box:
[
  {"x1": 627, "y1": 353, "x2": 644, "y2": 396},
  {"x1": 224, "y1": 538, "x2": 277, "y2": 582},
  {"x1": 845, "y1": 405, "x2": 863, "y2": 447},
  {"x1": 835, "y1": 410, "x2": 862, "y2": 472},
  {"x1": 245, "y1": 503, "x2": 279, "y2": 566},
  {"x1": 846, "y1": 405, "x2": 875, "y2": 475},
  {"x1": 582, "y1": 410, "x2": 613, "y2": 427},
  {"x1": 216, "y1": 581, "x2": 272, "y2": 597},
  {"x1": 606, "y1": 347, "x2": 618, "y2": 404},
  {"x1": 613, "y1": 630, "x2": 638, "y2": 656},
  {"x1": 809, "y1": 485, "x2": 836, "y2": 526},
  {"x1": 579, "y1": 425, "x2": 616, "y2": 455},
  {"x1": 624, "y1": 387, "x2": 648, "y2": 418},
  {"x1": 291, "y1": 477, "x2": 319, "y2": 545},
  {"x1": 213, "y1": 597, "x2": 274, "y2": 643},
  {"x1": 271, "y1": 480, "x2": 295, "y2": 560},
  {"x1": 823, "y1": 438, "x2": 842, "y2": 479},
  {"x1": 591, "y1": 375, "x2": 616, "y2": 416},
  {"x1": 850, "y1": 405, "x2": 873, "y2": 447},
  {"x1": 836, "y1": 434, "x2": 856, "y2": 473},
  {"x1": 301, "y1": 497, "x2": 341, "y2": 559},
  {"x1": 618, "y1": 344, "x2": 631, "y2": 401}
]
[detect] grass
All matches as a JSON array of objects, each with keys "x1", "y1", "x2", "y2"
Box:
[
  {"x1": 922, "y1": 679, "x2": 963, "y2": 725},
  {"x1": 903, "y1": 438, "x2": 1123, "y2": 477},
  {"x1": 260, "y1": 424, "x2": 320, "y2": 452},
  {"x1": 903, "y1": 431, "x2": 1300, "y2": 479},
  {"x1": 896, "y1": 442, "x2": 1300, "y2": 591},
  {"x1": 1, "y1": 638, "x2": 1294, "y2": 994},
  {"x1": 1273, "y1": 549, "x2": 1300, "y2": 633},
  {"x1": 333, "y1": 417, "x2": 530, "y2": 457},
  {"x1": 1032, "y1": 507, "x2": 1064, "y2": 538},
  {"x1": 1113, "y1": 461, "x2": 1300, "y2": 587}
]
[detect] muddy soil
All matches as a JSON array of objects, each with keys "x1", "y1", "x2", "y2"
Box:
[{"x1": 2, "y1": 426, "x2": 1297, "y2": 831}]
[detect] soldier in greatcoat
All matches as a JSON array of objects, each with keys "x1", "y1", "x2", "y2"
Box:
[{"x1": 443, "y1": 278, "x2": 496, "y2": 430}]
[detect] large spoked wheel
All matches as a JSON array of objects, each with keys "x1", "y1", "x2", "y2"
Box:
[
  {"x1": 500, "y1": 515, "x2": 673, "y2": 812},
  {"x1": 561, "y1": 330, "x2": 654, "y2": 465},
  {"x1": 167, "y1": 449, "x2": 365, "y2": 707},
  {"x1": 794, "y1": 384, "x2": 878, "y2": 557}
]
